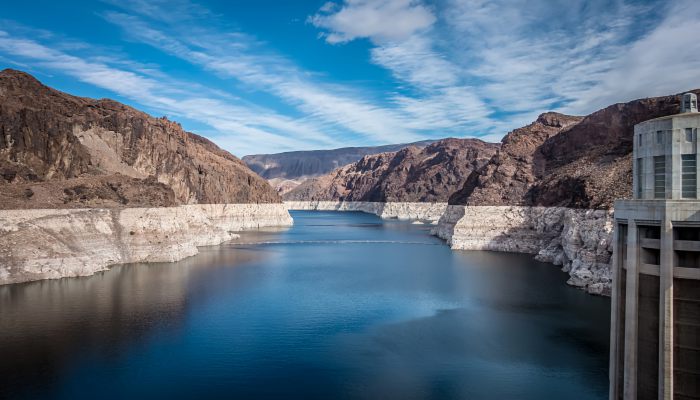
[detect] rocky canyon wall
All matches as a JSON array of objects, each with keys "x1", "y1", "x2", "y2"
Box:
[
  {"x1": 0, "y1": 204, "x2": 293, "y2": 285},
  {"x1": 433, "y1": 205, "x2": 614, "y2": 295}
]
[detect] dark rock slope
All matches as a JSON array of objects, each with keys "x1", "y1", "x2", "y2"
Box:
[
  {"x1": 449, "y1": 112, "x2": 583, "y2": 206},
  {"x1": 450, "y1": 90, "x2": 700, "y2": 209},
  {"x1": 284, "y1": 138, "x2": 499, "y2": 202},
  {"x1": 0, "y1": 69, "x2": 280, "y2": 209},
  {"x1": 242, "y1": 140, "x2": 435, "y2": 180}
]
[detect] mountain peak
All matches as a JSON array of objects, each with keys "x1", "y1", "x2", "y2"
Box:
[{"x1": 0, "y1": 68, "x2": 44, "y2": 87}]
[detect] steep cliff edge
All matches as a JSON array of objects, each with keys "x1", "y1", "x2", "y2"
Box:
[
  {"x1": 285, "y1": 138, "x2": 498, "y2": 202},
  {"x1": 449, "y1": 112, "x2": 582, "y2": 205},
  {"x1": 0, "y1": 69, "x2": 281, "y2": 208},
  {"x1": 433, "y1": 206, "x2": 613, "y2": 295}
]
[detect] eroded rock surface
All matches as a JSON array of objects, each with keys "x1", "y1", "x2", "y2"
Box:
[
  {"x1": 285, "y1": 201, "x2": 447, "y2": 223},
  {"x1": 0, "y1": 204, "x2": 293, "y2": 285},
  {"x1": 0, "y1": 69, "x2": 281, "y2": 208},
  {"x1": 433, "y1": 205, "x2": 613, "y2": 295},
  {"x1": 450, "y1": 91, "x2": 700, "y2": 208}
]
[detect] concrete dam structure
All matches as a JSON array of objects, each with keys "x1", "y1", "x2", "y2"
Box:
[{"x1": 610, "y1": 93, "x2": 700, "y2": 400}]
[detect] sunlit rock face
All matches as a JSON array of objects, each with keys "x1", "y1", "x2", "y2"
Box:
[
  {"x1": 0, "y1": 204, "x2": 293, "y2": 285},
  {"x1": 450, "y1": 91, "x2": 700, "y2": 209},
  {"x1": 0, "y1": 69, "x2": 281, "y2": 209}
]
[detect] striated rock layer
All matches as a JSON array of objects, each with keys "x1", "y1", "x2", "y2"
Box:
[
  {"x1": 433, "y1": 205, "x2": 613, "y2": 295},
  {"x1": 0, "y1": 204, "x2": 293, "y2": 285},
  {"x1": 285, "y1": 201, "x2": 448, "y2": 223}
]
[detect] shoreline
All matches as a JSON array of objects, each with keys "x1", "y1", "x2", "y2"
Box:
[
  {"x1": 0, "y1": 203, "x2": 293, "y2": 285},
  {"x1": 286, "y1": 201, "x2": 613, "y2": 296}
]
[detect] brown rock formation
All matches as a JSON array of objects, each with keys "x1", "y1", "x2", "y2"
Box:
[
  {"x1": 530, "y1": 91, "x2": 700, "y2": 208},
  {"x1": 285, "y1": 138, "x2": 499, "y2": 202},
  {"x1": 450, "y1": 90, "x2": 700, "y2": 209},
  {"x1": 449, "y1": 112, "x2": 583, "y2": 205},
  {"x1": 0, "y1": 69, "x2": 280, "y2": 209}
]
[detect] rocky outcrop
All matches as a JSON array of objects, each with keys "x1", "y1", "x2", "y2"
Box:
[
  {"x1": 285, "y1": 138, "x2": 498, "y2": 202},
  {"x1": 0, "y1": 69, "x2": 281, "y2": 207},
  {"x1": 449, "y1": 112, "x2": 582, "y2": 205},
  {"x1": 0, "y1": 204, "x2": 293, "y2": 285},
  {"x1": 242, "y1": 140, "x2": 435, "y2": 180},
  {"x1": 285, "y1": 201, "x2": 447, "y2": 223},
  {"x1": 530, "y1": 91, "x2": 700, "y2": 208},
  {"x1": 450, "y1": 90, "x2": 700, "y2": 209},
  {"x1": 433, "y1": 205, "x2": 613, "y2": 295}
]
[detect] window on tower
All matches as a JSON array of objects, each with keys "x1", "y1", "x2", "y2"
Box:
[
  {"x1": 682, "y1": 154, "x2": 697, "y2": 199},
  {"x1": 654, "y1": 156, "x2": 666, "y2": 199}
]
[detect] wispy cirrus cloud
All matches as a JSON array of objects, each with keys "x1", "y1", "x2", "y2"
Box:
[
  {"x1": 312, "y1": 0, "x2": 700, "y2": 139},
  {"x1": 0, "y1": 29, "x2": 334, "y2": 155},
  {"x1": 101, "y1": 8, "x2": 431, "y2": 144}
]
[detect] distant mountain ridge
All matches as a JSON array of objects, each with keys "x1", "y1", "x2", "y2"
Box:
[
  {"x1": 242, "y1": 140, "x2": 436, "y2": 180},
  {"x1": 284, "y1": 138, "x2": 498, "y2": 202}
]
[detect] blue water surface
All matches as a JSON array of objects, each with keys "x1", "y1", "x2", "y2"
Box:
[{"x1": 0, "y1": 211, "x2": 610, "y2": 399}]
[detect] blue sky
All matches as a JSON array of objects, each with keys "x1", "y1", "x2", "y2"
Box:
[{"x1": 1, "y1": 0, "x2": 699, "y2": 156}]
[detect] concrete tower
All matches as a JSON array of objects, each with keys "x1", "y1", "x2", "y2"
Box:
[{"x1": 610, "y1": 93, "x2": 700, "y2": 400}]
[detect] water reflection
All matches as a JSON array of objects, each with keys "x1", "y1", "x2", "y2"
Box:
[{"x1": 0, "y1": 247, "x2": 265, "y2": 398}]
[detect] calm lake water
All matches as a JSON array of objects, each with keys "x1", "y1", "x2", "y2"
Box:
[{"x1": 0, "y1": 211, "x2": 610, "y2": 400}]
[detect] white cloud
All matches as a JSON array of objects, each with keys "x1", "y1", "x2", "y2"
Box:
[
  {"x1": 563, "y1": 0, "x2": 700, "y2": 112},
  {"x1": 370, "y1": 36, "x2": 460, "y2": 90},
  {"x1": 309, "y1": 0, "x2": 436, "y2": 44},
  {"x1": 441, "y1": 0, "x2": 700, "y2": 117}
]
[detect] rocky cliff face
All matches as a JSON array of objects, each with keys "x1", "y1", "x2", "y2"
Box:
[
  {"x1": 0, "y1": 204, "x2": 293, "y2": 285},
  {"x1": 285, "y1": 138, "x2": 498, "y2": 202},
  {"x1": 433, "y1": 205, "x2": 613, "y2": 295},
  {"x1": 450, "y1": 91, "x2": 700, "y2": 208},
  {"x1": 530, "y1": 91, "x2": 700, "y2": 208},
  {"x1": 449, "y1": 112, "x2": 583, "y2": 205},
  {"x1": 0, "y1": 69, "x2": 281, "y2": 208},
  {"x1": 242, "y1": 140, "x2": 435, "y2": 180}
]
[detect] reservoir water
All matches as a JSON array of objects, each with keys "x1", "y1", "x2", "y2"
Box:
[{"x1": 0, "y1": 211, "x2": 610, "y2": 399}]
